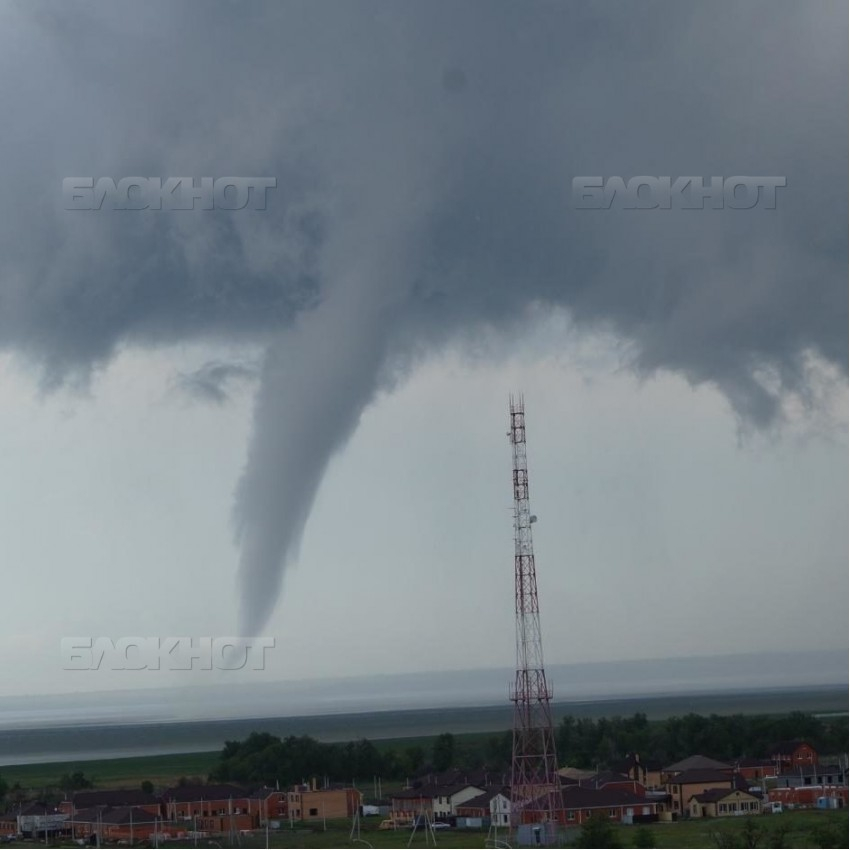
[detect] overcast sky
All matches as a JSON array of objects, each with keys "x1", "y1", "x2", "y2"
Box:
[{"x1": 0, "y1": 1, "x2": 846, "y2": 701}]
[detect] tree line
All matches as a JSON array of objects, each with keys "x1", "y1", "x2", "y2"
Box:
[
  {"x1": 554, "y1": 710, "x2": 848, "y2": 768},
  {"x1": 208, "y1": 710, "x2": 847, "y2": 787}
]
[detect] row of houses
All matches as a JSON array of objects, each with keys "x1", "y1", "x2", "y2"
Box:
[
  {"x1": 384, "y1": 740, "x2": 846, "y2": 828},
  {"x1": 0, "y1": 780, "x2": 362, "y2": 841}
]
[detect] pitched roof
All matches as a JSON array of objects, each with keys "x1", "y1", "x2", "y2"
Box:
[
  {"x1": 456, "y1": 787, "x2": 510, "y2": 810},
  {"x1": 249, "y1": 786, "x2": 288, "y2": 799},
  {"x1": 560, "y1": 785, "x2": 648, "y2": 809},
  {"x1": 71, "y1": 789, "x2": 158, "y2": 808},
  {"x1": 392, "y1": 783, "x2": 484, "y2": 800},
  {"x1": 72, "y1": 806, "x2": 159, "y2": 825},
  {"x1": 664, "y1": 755, "x2": 732, "y2": 773},
  {"x1": 667, "y1": 769, "x2": 733, "y2": 786},
  {"x1": 391, "y1": 785, "x2": 439, "y2": 800},
  {"x1": 578, "y1": 771, "x2": 633, "y2": 788},
  {"x1": 19, "y1": 803, "x2": 64, "y2": 817},
  {"x1": 690, "y1": 788, "x2": 760, "y2": 804},
  {"x1": 558, "y1": 767, "x2": 596, "y2": 780},
  {"x1": 161, "y1": 784, "x2": 246, "y2": 802}
]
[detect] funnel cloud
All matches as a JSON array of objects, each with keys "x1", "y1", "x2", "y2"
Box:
[{"x1": 0, "y1": 1, "x2": 845, "y2": 635}]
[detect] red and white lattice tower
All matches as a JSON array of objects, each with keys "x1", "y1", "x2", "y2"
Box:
[{"x1": 508, "y1": 395, "x2": 563, "y2": 836}]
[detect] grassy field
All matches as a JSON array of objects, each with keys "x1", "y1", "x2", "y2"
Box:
[
  {"x1": 0, "y1": 750, "x2": 221, "y2": 790},
  {"x1": 3, "y1": 810, "x2": 845, "y2": 849},
  {"x1": 174, "y1": 811, "x2": 849, "y2": 849},
  {"x1": 119, "y1": 810, "x2": 850, "y2": 848}
]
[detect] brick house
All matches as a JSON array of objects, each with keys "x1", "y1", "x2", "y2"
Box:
[
  {"x1": 285, "y1": 785, "x2": 361, "y2": 822},
  {"x1": 579, "y1": 771, "x2": 647, "y2": 796},
  {"x1": 161, "y1": 784, "x2": 254, "y2": 832},
  {"x1": 247, "y1": 787, "x2": 288, "y2": 823},
  {"x1": 70, "y1": 806, "x2": 163, "y2": 842},
  {"x1": 733, "y1": 758, "x2": 778, "y2": 783},
  {"x1": 688, "y1": 788, "x2": 762, "y2": 818},
  {"x1": 59, "y1": 788, "x2": 160, "y2": 816},
  {"x1": 769, "y1": 785, "x2": 848, "y2": 809},
  {"x1": 768, "y1": 741, "x2": 818, "y2": 773},
  {"x1": 559, "y1": 786, "x2": 658, "y2": 826},
  {"x1": 390, "y1": 787, "x2": 434, "y2": 822},
  {"x1": 0, "y1": 811, "x2": 18, "y2": 836}
]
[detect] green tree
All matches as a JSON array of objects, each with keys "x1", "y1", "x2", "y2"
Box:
[
  {"x1": 632, "y1": 826, "x2": 656, "y2": 848},
  {"x1": 739, "y1": 819, "x2": 762, "y2": 849},
  {"x1": 402, "y1": 746, "x2": 425, "y2": 775},
  {"x1": 0, "y1": 774, "x2": 7, "y2": 803},
  {"x1": 576, "y1": 812, "x2": 620, "y2": 849},
  {"x1": 765, "y1": 822, "x2": 792, "y2": 849},
  {"x1": 141, "y1": 780, "x2": 154, "y2": 795},
  {"x1": 809, "y1": 821, "x2": 847, "y2": 849},
  {"x1": 432, "y1": 733, "x2": 455, "y2": 771},
  {"x1": 59, "y1": 771, "x2": 93, "y2": 791}
]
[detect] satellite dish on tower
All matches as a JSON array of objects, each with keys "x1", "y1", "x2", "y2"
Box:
[{"x1": 530, "y1": 515, "x2": 538, "y2": 524}]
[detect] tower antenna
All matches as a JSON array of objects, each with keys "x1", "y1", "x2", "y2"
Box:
[{"x1": 507, "y1": 394, "x2": 563, "y2": 843}]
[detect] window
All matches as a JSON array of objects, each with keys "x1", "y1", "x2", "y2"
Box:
[
  {"x1": 309, "y1": 808, "x2": 318, "y2": 817},
  {"x1": 609, "y1": 808, "x2": 617, "y2": 817}
]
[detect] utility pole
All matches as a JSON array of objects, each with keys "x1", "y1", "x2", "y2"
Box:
[{"x1": 507, "y1": 395, "x2": 563, "y2": 841}]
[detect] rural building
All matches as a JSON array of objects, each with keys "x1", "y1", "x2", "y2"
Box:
[
  {"x1": 578, "y1": 771, "x2": 647, "y2": 795},
  {"x1": 559, "y1": 786, "x2": 657, "y2": 826},
  {"x1": 16, "y1": 804, "x2": 68, "y2": 838},
  {"x1": 774, "y1": 764, "x2": 845, "y2": 788},
  {"x1": 455, "y1": 786, "x2": 511, "y2": 826},
  {"x1": 768, "y1": 740, "x2": 818, "y2": 772},
  {"x1": 285, "y1": 785, "x2": 361, "y2": 822},
  {"x1": 663, "y1": 755, "x2": 733, "y2": 782},
  {"x1": 688, "y1": 788, "x2": 762, "y2": 818},
  {"x1": 609, "y1": 754, "x2": 664, "y2": 788},
  {"x1": 247, "y1": 787, "x2": 288, "y2": 823},
  {"x1": 70, "y1": 806, "x2": 163, "y2": 842},
  {"x1": 665, "y1": 769, "x2": 737, "y2": 815},
  {"x1": 59, "y1": 788, "x2": 160, "y2": 816},
  {"x1": 390, "y1": 787, "x2": 434, "y2": 822},
  {"x1": 432, "y1": 784, "x2": 486, "y2": 817},
  {"x1": 161, "y1": 784, "x2": 254, "y2": 832},
  {"x1": 0, "y1": 812, "x2": 17, "y2": 835},
  {"x1": 769, "y1": 785, "x2": 848, "y2": 809},
  {"x1": 732, "y1": 758, "x2": 777, "y2": 782}
]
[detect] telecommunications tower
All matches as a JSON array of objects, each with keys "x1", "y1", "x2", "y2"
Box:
[{"x1": 508, "y1": 395, "x2": 563, "y2": 837}]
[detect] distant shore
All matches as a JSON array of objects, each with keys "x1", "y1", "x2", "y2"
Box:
[{"x1": 1, "y1": 684, "x2": 846, "y2": 771}]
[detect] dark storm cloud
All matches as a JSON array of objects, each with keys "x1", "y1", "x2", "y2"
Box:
[{"x1": 0, "y1": 1, "x2": 845, "y2": 632}]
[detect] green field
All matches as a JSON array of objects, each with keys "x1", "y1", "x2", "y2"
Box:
[
  {"x1": 3, "y1": 811, "x2": 846, "y2": 849},
  {"x1": 1, "y1": 750, "x2": 221, "y2": 790}
]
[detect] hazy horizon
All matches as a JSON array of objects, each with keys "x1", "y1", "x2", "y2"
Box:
[{"x1": 1, "y1": 650, "x2": 845, "y2": 732}]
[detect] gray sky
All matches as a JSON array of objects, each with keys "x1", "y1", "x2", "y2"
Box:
[{"x1": 0, "y1": 1, "x2": 846, "y2": 700}]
